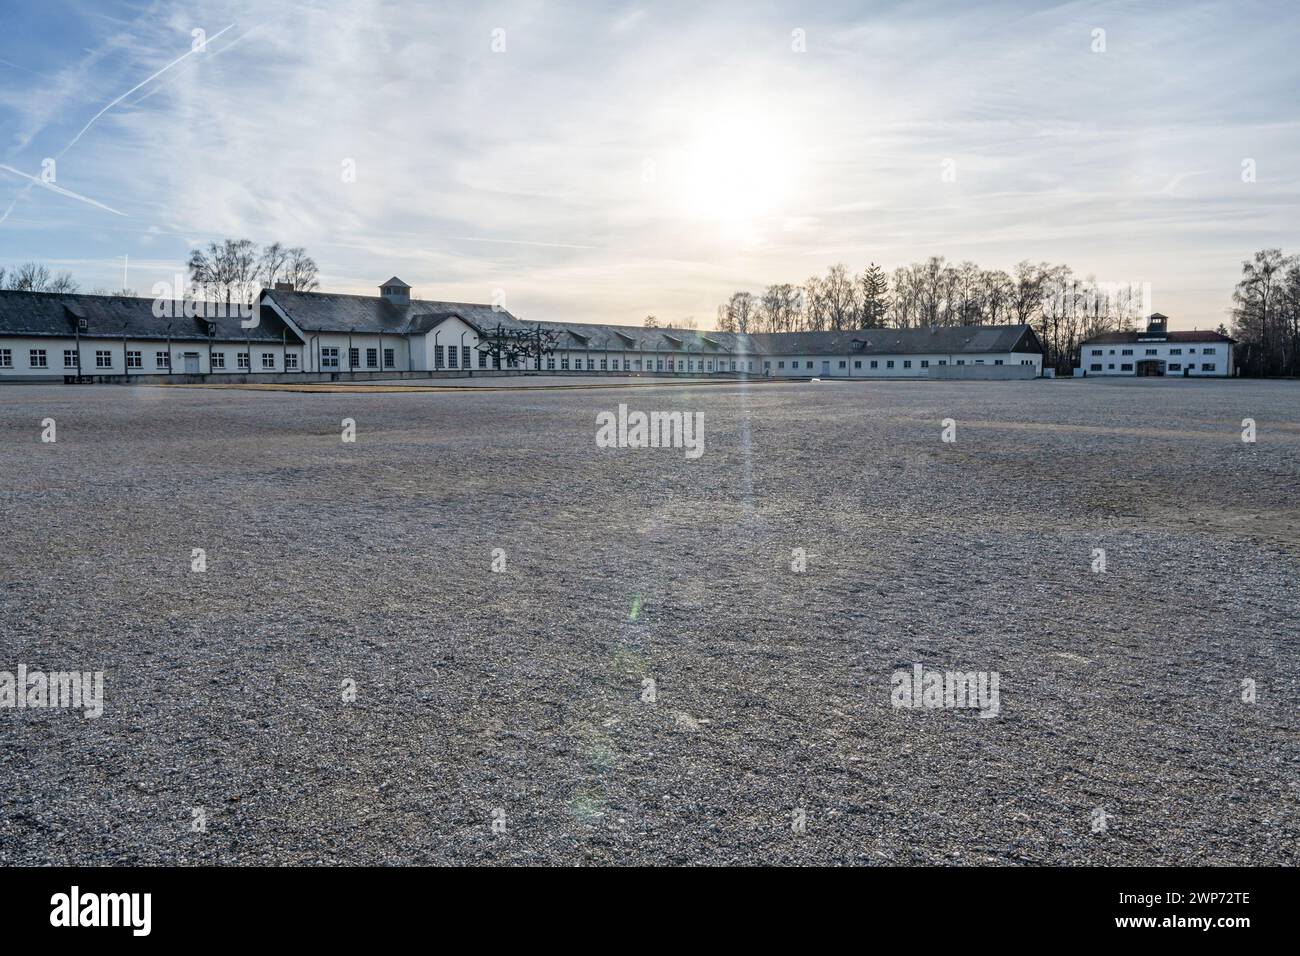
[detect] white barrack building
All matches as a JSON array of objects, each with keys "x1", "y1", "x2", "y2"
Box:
[{"x1": 0, "y1": 278, "x2": 1044, "y2": 381}]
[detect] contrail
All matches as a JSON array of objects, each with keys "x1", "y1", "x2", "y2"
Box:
[
  {"x1": 0, "y1": 165, "x2": 124, "y2": 216},
  {"x1": 58, "y1": 23, "x2": 236, "y2": 159},
  {"x1": 0, "y1": 23, "x2": 237, "y2": 225}
]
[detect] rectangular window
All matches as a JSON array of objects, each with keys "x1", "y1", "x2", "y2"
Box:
[
  {"x1": 285, "y1": 353, "x2": 299, "y2": 370},
  {"x1": 1090, "y1": 363, "x2": 1102, "y2": 372},
  {"x1": 994, "y1": 359, "x2": 1004, "y2": 365},
  {"x1": 320, "y1": 348, "x2": 338, "y2": 369},
  {"x1": 778, "y1": 361, "x2": 785, "y2": 369},
  {"x1": 870, "y1": 360, "x2": 878, "y2": 369},
  {"x1": 156, "y1": 351, "x2": 169, "y2": 369},
  {"x1": 477, "y1": 350, "x2": 487, "y2": 369},
  {"x1": 1169, "y1": 348, "x2": 1182, "y2": 355},
  {"x1": 126, "y1": 350, "x2": 142, "y2": 369},
  {"x1": 464, "y1": 346, "x2": 472, "y2": 368},
  {"x1": 1091, "y1": 349, "x2": 1102, "y2": 356},
  {"x1": 902, "y1": 360, "x2": 912, "y2": 369},
  {"x1": 385, "y1": 348, "x2": 396, "y2": 369},
  {"x1": 1107, "y1": 363, "x2": 1114, "y2": 370},
  {"x1": 886, "y1": 360, "x2": 895, "y2": 369},
  {"x1": 1145, "y1": 348, "x2": 1157, "y2": 355},
  {"x1": 366, "y1": 348, "x2": 378, "y2": 368},
  {"x1": 561, "y1": 356, "x2": 569, "y2": 369},
  {"x1": 348, "y1": 347, "x2": 360, "y2": 369},
  {"x1": 65, "y1": 350, "x2": 78, "y2": 368},
  {"x1": 237, "y1": 352, "x2": 250, "y2": 370},
  {"x1": 262, "y1": 352, "x2": 276, "y2": 369},
  {"x1": 854, "y1": 360, "x2": 861, "y2": 368},
  {"x1": 956, "y1": 360, "x2": 965, "y2": 366},
  {"x1": 0, "y1": 349, "x2": 10, "y2": 368},
  {"x1": 1203, "y1": 347, "x2": 1216, "y2": 355},
  {"x1": 838, "y1": 360, "x2": 846, "y2": 368},
  {"x1": 94, "y1": 350, "x2": 110, "y2": 369},
  {"x1": 601, "y1": 358, "x2": 608, "y2": 370},
  {"x1": 448, "y1": 347, "x2": 459, "y2": 368},
  {"x1": 1189, "y1": 348, "x2": 1197, "y2": 353},
  {"x1": 1202, "y1": 363, "x2": 1215, "y2": 372},
  {"x1": 920, "y1": 360, "x2": 929, "y2": 368},
  {"x1": 434, "y1": 345, "x2": 444, "y2": 368},
  {"x1": 677, "y1": 360, "x2": 684, "y2": 371},
  {"x1": 975, "y1": 359, "x2": 985, "y2": 365},
  {"x1": 587, "y1": 358, "x2": 594, "y2": 370},
  {"x1": 938, "y1": 360, "x2": 947, "y2": 365},
  {"x1": 656, "y1": 359, "x2": 663, "y2": 371},
  {"x1": 1120, "y1": 363, "x2": 1133, "y2": 371},
  {"x1": 1121, "y1": 348, "x2": 1133, "y2": 355},
  {"x1": 212, "y1": 352, "x2": 226, "y2": 370},
  {"x1": 32, "y1": 349, "x2": 50, "y2": 368},
  {"x1": 547, "y1": 356, "x2": 556, "y2": 370},
  {"x1": 763, "y1": 361, "x2": 770, "y2": 369},
  {"x1": 1187, "y1": 364, "x2": 1197, "y2": 370},
  {"x1": 1167, "y1": 363, "x2": 1180, "y2": 372}
]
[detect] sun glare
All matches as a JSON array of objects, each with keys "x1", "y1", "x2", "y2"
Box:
[{"x1": 676, "y1": 109, "x2": 798, "y2": 239}]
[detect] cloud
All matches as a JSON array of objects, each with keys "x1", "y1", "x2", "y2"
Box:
[{"x1": 0, "y1": 0, "x2": 1297, "y2": 330}]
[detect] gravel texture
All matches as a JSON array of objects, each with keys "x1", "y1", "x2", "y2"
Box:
[{"x1": 0, "y1": 376, "x2": 1296, "y2": 866}]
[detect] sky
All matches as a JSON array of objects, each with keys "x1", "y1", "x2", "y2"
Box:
[{"x1": 0, "y1": 0, "x2": 1297, "y2": 330}]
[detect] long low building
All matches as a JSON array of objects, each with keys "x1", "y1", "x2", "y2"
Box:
[{"x1": 0, "y1": 277, "x2": 1044, "y2": 380}]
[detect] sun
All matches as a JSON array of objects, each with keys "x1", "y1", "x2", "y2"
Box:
[{"x1": 676, "y1": 108, "x2": 798, "y2": 238}]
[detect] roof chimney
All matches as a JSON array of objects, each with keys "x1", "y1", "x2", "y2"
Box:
[
  {"x1": 274, "y1": 281, "x2": 295, "y2": 292},
  {"x1": 379, "y1": 276, "x2": 411, "y2": 306}
]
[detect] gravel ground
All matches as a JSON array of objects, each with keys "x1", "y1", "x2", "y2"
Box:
[{"x1": 0, "y1": 376, "x2": 1296, "y2": 866}]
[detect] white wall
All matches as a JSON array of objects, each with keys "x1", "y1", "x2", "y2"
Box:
[
  {"x1": 304, "y1": 332, "x2": 410, "y2": 373},
  {"x1": 759, "y1": 351, "x2": 1040, "y2": 377},
  {"x1": 0, "y1": 337, "x2": 306, "y2": 377},
  {"x1": 409, "y1": 317, "x2": 479, "y2": 372},
  {"x1": 1080, "y1": 341, "x2": 1231, "y2": 376}
]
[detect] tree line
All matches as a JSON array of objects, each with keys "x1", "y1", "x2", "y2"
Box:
[
  {"x1": 711, "y1": 258, "x2": 1188, "y2": 373},
  {"x1": 1231, "y1": 248, "x2": 1300, "y2": 377},
  {"x1": 186, "y1": 239, "x2": 318, "y2": 306},
  {"x1": 0, "y1": 239, "x2": 319, "y2": 305}
]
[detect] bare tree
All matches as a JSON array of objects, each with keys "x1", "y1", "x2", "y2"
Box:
[
  {"x1": 283, "y1": 247, "x2": 319, "y2": 292},
  {"x1": 801, "y1": 276, "x2": 827, "y2": 331},
  {"x1": 727, "y1": 291, "x2": 756, "y2": 334},
  {"x1": 822, "y1": 263, "x2": 858, "y2": 331},
  {"x1": 259, "y1": 242, "x2": 290, "y2": 289}
]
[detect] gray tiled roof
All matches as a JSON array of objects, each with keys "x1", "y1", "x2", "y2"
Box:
[
  {"x1": 0, "y1": 290, "x2": 291, "y2": 342},
  {"x1": 267, "y1": 290, "x2": 517, "y2": 335}
]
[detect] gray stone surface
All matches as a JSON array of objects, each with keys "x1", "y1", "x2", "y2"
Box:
[{"x1": 0, "y1": 377, "x2": 1295, "y2": 865}]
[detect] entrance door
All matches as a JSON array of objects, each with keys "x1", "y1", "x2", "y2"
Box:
[
  {"x1": 1136, "y1": 359, "x2": 1165, "y2": 377},
  {"x1": 821, "y1": 360, "x2": 830, "y2": 377},
  {"x1": 183, "y1": 353, "x2": 200, "y2": 373}
]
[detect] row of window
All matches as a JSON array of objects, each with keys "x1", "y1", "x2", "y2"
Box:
[
  {"x1": 0, "y1": 348, "x2": 306, "y2": 371},
  {"x1": 544, "y1": 356, "x2": 760, "y2": 372},
  {"x1": 319, "y1": 347, "x2": 393, "y2": 370},
  {"x1": 2, "y1": 345, "x2": 1036, "y2": 375},
  {"x1": 1089, "y1": 362, "x2": 1217, "y2": 372},
  {"x1": 1091, "y1": 347, "x2": 1217, "y2": 356}
]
